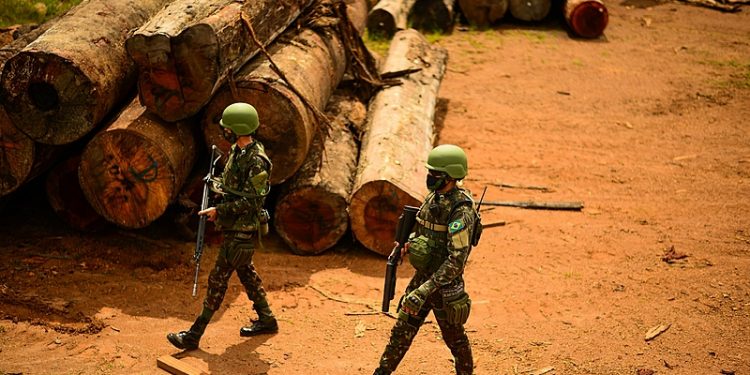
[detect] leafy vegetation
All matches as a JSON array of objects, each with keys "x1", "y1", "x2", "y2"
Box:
[{"x1": 0, "y1": 0, "x2": 82, "y2": 27}]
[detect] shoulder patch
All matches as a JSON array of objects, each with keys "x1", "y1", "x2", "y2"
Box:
[{"x1": 448, "y1": 220, "x2": 465, "y2": 234}]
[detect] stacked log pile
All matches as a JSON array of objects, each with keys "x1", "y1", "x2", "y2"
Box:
[
  {"x1": 367, "y1": 0, "x2": 609, "y2": 38},
  {"x1": 125, "y1": 0, "x2": 315, "y2": 122},
  {"x1": 0, "y1": 0, "x2": 456, "y2": 257},
  {"x1": 201, "y1": 18, "x2": 348, "y2": 185},
  {"x1": 349, "y1": 29, "x2": 448, "y2": 256},
  {"x1": 0, "y1": 0, "x2": 173, "y2": 145}
]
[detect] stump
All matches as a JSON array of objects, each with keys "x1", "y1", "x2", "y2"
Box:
[
  {"x1": 509, "y1": 0, "x2": 551, "y2": 21},
  {"x1": 274, "y1": 93, "x2": 366, "y2": 255},
  {"x1": 46, "y1": 155, "x2": 107, "y2": 232},
  {"x1": 0, "y1": 0, "x2": 172, "y2": 145},
  {"x1": 126, "y1": 0, "x2": 314, "y2": 122},
  {"x1": 367, "y1": 0, "x2": 418, "y2": 38},
  {"x1": 349, "y1": 29, "x2": 448, "y2": 256},
  {"x1": 202, "y1": 23, "x2": 348, "y2": 185},
  {"x1": 458, "y1": 0, "x2": 509, "y2": 27},
  {"x1": 408, "y1": 0, "x2": 457, "y2": 33},
  {"x1": 79, "y1": 99, "x2": 197, "y2": 229},
  {"x1": 564, "y1": 0, "x2": 608, "y2": 38}
]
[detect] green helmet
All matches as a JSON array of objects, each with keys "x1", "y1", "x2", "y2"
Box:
[
  {"x1": 426, "y1": 144, "x2": 468, "y2": 179},
  {"x1": 220, "y1": 102, "x2": 259, "y2": 135}
]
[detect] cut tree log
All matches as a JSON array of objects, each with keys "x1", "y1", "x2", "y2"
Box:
[
  {"x1": 0, "y1": 19, "x2": 65, "y2": 197},
  {"x1": 0, "y1": 0, "x2": 172, "y2": 145},
  {"x1": 349, "y1": 29, "x2": 448, "y2": 256},
  {"x1": 274, "y1": 92, "x2": 366, "y2": 255},
  {"x1": 564, "y1": 0, "x2": 609, "y2": 38},
  {"x1": 367, "y1": 0, "x2": 418, "y2": 38},
  {"x1": 408, "y1": 0, "x2": 457, "y2": 33},
  {"x1": 125, "y1": 0, "x2": 314, "y2": 122},
  {"x1": 458, "y1": 0, "x2": 509, "y2": 27},
  {"x1": 509, "y1": 0, "x2": 551, "y2": 21},
  {"x1": 202, "y1": 8, "x2": 349, "y2": 185},
  {"x1": 346, "y1": 0, "x2": 370, "y2": 35},
  {"x1": 45, "y1": 155, "x2": 107, "y2": 232},
  {"x1": 79, "y1": 99, "x2": 197, "y2": 229}
]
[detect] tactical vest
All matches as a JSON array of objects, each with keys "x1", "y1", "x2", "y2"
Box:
[
  {"x1": 409, "y1": 188, "x2": 474, "y2": 274},
  {"x1": 216, "y1": 141, "x2": 272, "y2": 233}
]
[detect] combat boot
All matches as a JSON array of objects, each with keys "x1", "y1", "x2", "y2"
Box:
[
  {"x1": 240, "y1": 301, "x2": 278, "y2": 336},
  {"x1": 167, "y1": 330, "x2": 201, "y2": 350},
  {"x1": 167, "y1": 315, "x2": 209, "y2": 350},
  {"x1": 239, "y1": 317, "x2": 278, "y2": 336}
]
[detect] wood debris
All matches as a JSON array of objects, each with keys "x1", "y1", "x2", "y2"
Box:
[
  {"x1": 661, "y1": 245, "x2": 688, "y2": 264},
  {"x1": 645, "y1": 323, "x2": 671, "y2": 341}
]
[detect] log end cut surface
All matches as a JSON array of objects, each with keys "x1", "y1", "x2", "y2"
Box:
[
  {"x1": 275, "y1": 188, "x2": 349, "y2": 254},
  {"x1": 567, "y1": 0, "x2": 608, "y2": 38},
  {"x1": 0, "y1": 109, "x2": 34, "y2": 196},
  {"x1": 1, "y1": 51, "x2": 96, "y2": 145},
  {"x1": 509, "y1": 0, "x2": 551, "y2": 21},
  {"x1": 367, "y1": 9, "x2": 398, "y2": 39},
  {"x1": 79, "y1": 131, "x2": 176, "y2": 229},
  {"x1": 349, "y1": 180, "x2": 421, "y2": 256}
]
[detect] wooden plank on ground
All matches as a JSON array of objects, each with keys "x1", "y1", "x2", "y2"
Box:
[{"x1": 157, "y1": 355, "x2": 206, "y2": 375}]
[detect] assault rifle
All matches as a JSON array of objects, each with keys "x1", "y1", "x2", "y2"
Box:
[
  {"x1": 192, "y1": 145, "x2": 223, "y2": 297},
  {"x1": 381, "y1": 205, "x2": 419, "y2": 312}
]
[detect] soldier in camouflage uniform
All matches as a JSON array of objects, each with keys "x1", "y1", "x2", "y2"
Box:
[
  {"x1": 374, "y1": 144, "x2": 480, "y2": 375},
  {"x1": 167, "y1": 102, "x2": 278, "y2": 350}
]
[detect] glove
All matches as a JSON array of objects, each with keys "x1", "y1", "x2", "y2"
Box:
[{"x1": 401, "y1": 279, "x2": 437, "y2": 316}]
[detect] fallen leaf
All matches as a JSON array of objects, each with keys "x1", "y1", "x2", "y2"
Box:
[{"x1": 354, "y1": 320, "x2": 366, "y2": 338}]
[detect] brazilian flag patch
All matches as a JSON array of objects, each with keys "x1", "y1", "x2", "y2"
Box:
[{"x1": 448, "y1": 220, "x2": 465, "y2": 234}]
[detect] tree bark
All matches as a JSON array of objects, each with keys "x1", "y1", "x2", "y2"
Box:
[
  {"x1": 0, "y1": 20, "x2": 65, "y2": 197},
  {"x1": 509, "y1": 0, "x2": 551, "y2": 21},
  {"x1": 408, "y1": 0, "x2": 457, "y2": 33},
  {"x1": 274, "y1": 93, "x2": 366, "y2": 255},
  {"x1": 458, "y1": 0, "x2": 509, "y2": 27},
  {"x1": 349, "y1": 29, "x2": 448, "y2": 256},
  {"x1": 0, "y1": 0, "x2": 172, "y2": 145},
  {"x1": 367, "y1": 0, "x2": 418, "y2": 38},
  {"x1": 79, "y1": 99, "x2": 197, "y2": 229},
  {"x1": 126, "y1": 0, "x2": 314, "y2": 122},
  {"x1": 346, "y1": 0, "x2": 370, "y2": 35},
  {"x1": 45, "y1": 155, "x2": 107, "y2": 232},
  {"x1": 202, "y1": 20, "x2": 348, "y2": 185},
  {"x1": 564, "y1": 0, "x2": 608, "y2": 38}
]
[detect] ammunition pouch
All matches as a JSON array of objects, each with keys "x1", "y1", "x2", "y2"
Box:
[
  {"x1": 407, "y1": 235, "x2": 432, "y2": 272},
  {"x1": 442, "y1": 283, "x2": 471, "y2": 325}
]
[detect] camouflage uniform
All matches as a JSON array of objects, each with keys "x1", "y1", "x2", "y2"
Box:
[
  {"x1": 378, "y1": 187, "x2": 477, "y2": 375},
  {"x1": 204, "y1": 140, "x2": 273, "y2": 317}
]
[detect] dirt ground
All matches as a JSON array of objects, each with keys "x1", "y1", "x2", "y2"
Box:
[{"x1": 1, "y1": 1, "x2": 749, "y2": 374}]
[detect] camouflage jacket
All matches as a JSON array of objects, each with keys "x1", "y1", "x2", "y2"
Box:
[
  {"x1": 412, "y1": 187, "x2": 476, "y2": 290},
  {"x1": 214, "y1": 140, "x2": 271, "y2": 232}
]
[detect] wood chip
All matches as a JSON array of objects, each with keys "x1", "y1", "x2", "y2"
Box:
[
  {"x1": 531, "y1": 366, "x2": 555, "y2": 375},
  {"x1": 645, "y1": 323, "x2": 671, "y2": 341}
]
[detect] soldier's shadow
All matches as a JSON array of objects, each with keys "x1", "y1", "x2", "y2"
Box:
[{"x1": 175, "y1": 336, "x2": 272, "y2": 375}]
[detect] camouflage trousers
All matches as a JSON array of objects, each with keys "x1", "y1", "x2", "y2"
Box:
[
  {"x1": 203, "y1": 232, "x2": 270, "y2": 313},
  {"x1": 378, "y1": 279, "x2": 473, "y2": 374}
]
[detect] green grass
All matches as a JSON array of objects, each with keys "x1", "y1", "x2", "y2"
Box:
[
  {"x1": 363, "y1": 29, "x2": 391, "y2": 57},
  {"x1": 0, "y1": 0, "x2": 82, "y2": 27},
  {"x1": 700, "y1": 59, "x2": 750, "y2": 89}
]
